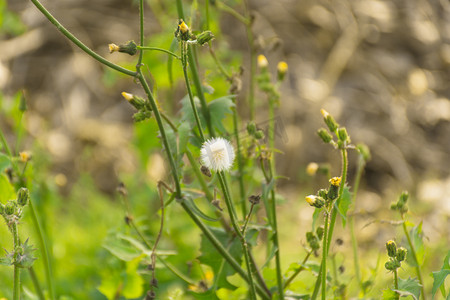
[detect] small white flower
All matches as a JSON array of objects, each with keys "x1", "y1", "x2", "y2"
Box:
[{"x1": 200, "y1": 137, "x2": 235, "y2": 172}]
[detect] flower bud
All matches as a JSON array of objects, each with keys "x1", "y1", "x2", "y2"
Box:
[
  {"x1": 277, "y1": 61, "x2": 288, "y2": 81},
  {"x1": 19, "y1": 151, "x2": 32, "y2": 163},
  {"x1": 327, "y1": 177, "x2": 341, "y2": 200},
  {"x1": 119, "y1": 41, "x2": 138, "y2": 56},
  {"x1": 254, "y1": 130, "x2": 265, "y2": 140},
  {"x1": 306, "y1": 232, "x2": 320, "y2": 251},
  {"x1": 4, "y1": 201, "x2": 16, "y2": 216},
  {"x1": 108, "y1": 43, "x2": 120, "y2": 53},
  {"x1": 385, "y1": 260, "x2": 400, "y2": 271},
  {"x1": 196, "y1": 31, "x2": 214, "y2": 45},
  {"x1": 19, "y1": 91, "x2": 27, "y2": 112},
  {"x1": 305, "y1": 195, "x2": 325, "y2": 208},
  {"x1": 317, "y1": 128, "x2": 333, "y2": 144},
  {"x1": 386, "y1": 240, "x2": 397, "y2": 258},
  {"x1": 17, "y1": 187, "x2": 30, "y2": 207},
  {"x1": 122, "y1": 92, "x2": 147, "y2": 110},
  {"x1": 247, "y1": 122, "x2": 257, "y2": 135},
  {"x1": 356, "y1": 143, "x2": 371, "y2": 162},
  {"x1": 306, "y1": 162, "x2": 319, "y2": 176},
  {"x1": 176, "y1": 19, "x2": 191, "y2": 41},
  {"x1": 396, "y1": 247, "x2": 407, "y2": 262},
  {"x1": 257, "y1": 55, "x2": 268, "y2": 69},
  {"x1": 133, "y1": 111, "x2": 152, "y2": 122},
  {"x1": 317, "y1": 189, "x2": 328, "y2": 200},
  {"x1": 248, "y1": 195, "x2": 261, "y2": 205},
  {"x1": 316, "y1": 225, "x2": 324, "y2": 240},
  {"x1": 337, "y1": 127, "x2": 350, "y2": 143},
  {"x1": 320, "y1": 109, "x2": 339, "y2": 132}
]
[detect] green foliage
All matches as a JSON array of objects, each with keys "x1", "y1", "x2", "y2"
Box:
[
  {"x1": 405, "y1": 222, "x2": 425, "y2": 267},
  {"x1": 336, "y1": 186, "x2": 351, "y2": 227},
  {"x1": 431, "y1": 250, "x2": 450, "y2": 298},
  {"x1": 0, "y1": 173, "x2": 15, "y2": 204}
]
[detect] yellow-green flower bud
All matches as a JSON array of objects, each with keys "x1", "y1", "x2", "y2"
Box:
[
  {"x1": 108, "y1": 43, "x2": 120, "y2": 53},
  {"x1": 176, "y1": 19, "x2": 191, "y2": 41},
  {"x1": 321, "y1": 109, "x2": 339, "y2": 132},
  {"x1": 247, "y1": 122, "x2": 257, "y2": 135},
  {"x1": 306, "y1": 232, "x2": 320, "y2": 251},
  {"x1": 317, "y1": 189, "x2": 328, "y2": 200},
  {"x1": 396, "y1": 247, "x2": 407, "y2": 262},
  {"x1": 337, "y1": 127, "x2": 350, "y2": 143},
  {"x1": 305, "y1": 195, "x2": 325, "y2": 208},
  {"x1": 386, "y1": 240, "x2": 397, "y2": 258},
  {"x1": 277, "y1": 61, "x2": 288, "y2": 81},
  {"x1": 19, "y1": 151, "x2": 32, "y2": 163},
  {"x1": 356, "y1": 143, "x2": 371, "y2": 162},
  {"x1": 118, "y1": 40, "x2": 137, "y2": 56},
  {"x1": 317, "y1": 128, "x2": 333, "y2": 144},
  {"x1": 316, "y1": 225, "x2": 324, "y2": 240},
  {"x1": 197, "y1": 31, "x2": 214, "y2": 45},
  {"x1": 257, "y1": 54, "x2": 268, "y2": 69},
  {"x1": 385, "y1": 260, "x2": 400, "y2": 271},
  {"x1": 19, "y1": 91, "x2": 27, "y2": 112},
  {"x1": 17, "y1": 187, "x2": 30, "y2": 207},
  {"x1": 4, "y1": 201, "x2": 16, "y2": 216},
  {"x1": 121, "y1": 92, "x2": 147, "y2": 110},
  {"x1": 254, "y1": 130, "x2": 265, "y2": 140},
  {"x1": 327, "y1": 177, "x2": 341, "y2": 200}
]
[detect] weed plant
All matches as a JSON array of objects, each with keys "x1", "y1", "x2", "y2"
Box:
[{"x1": 0, "y1": 1, "x2": 449, "y2": 299}]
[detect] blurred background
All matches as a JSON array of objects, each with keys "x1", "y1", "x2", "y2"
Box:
[{"x1": 1, "y1": 0, "x2": 449, "y2": 298}]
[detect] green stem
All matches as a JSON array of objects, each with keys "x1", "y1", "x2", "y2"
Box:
[
  {"x1": 217, "y1": 172, "x2": 257, "y2": 300},
  {"x1": 350, "y1": 158, "x2": 365, "y2": 294},
  {"x1": 402, "y1": 216, "x2": 426, "y2": 299},
  {"x1": 28, "y1": 267, "x2": 46, "y2": 300},
  {"x1": 394, "y1": 268, "x2": 399, "y2": 300},
  {"x1": 0, "y1": 129, "x2": 20, "y2": 175},
  {"x1": 28, "y1": 199, "x2": 55, "y2": 300},
  {"x1": 284, "y1": 250, "x2": 312, "y2": 290},
  {"x1": 321, "y1": 211, "x2": 330, "y2": 300},
  {"x1": 12, "y1": 223, "x2": 20, "y2": 300},
  {"x1": 232, "y1": 107, "x2": 247, "y2": 219},
  {"x1": 30, "y1": 0, "x2": 136, "y2": 77},
  {"x1": 217, "y1": 1, "x2": 249, "y2": 25},
  {"x1": 243, "y1": 0, "x2": 256, "y2": 121},
  {"x1": 186, "y1": 150, "x2": 214, "y2": 201},
  {"x1": 241, "y1": 203, "x2": 254, "y2": 235},
  {"x1": 138, "y1": 0, "x2": 144, "y2": 66},
  {"x1": 181, "y1": 43, "x2": 206, "y2": 142},
  {"x1": 138, "y1": 46, "x2": 180, "y2": 59}
]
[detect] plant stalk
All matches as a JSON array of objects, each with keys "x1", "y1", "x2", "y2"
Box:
[
  {"x1": 321, "y1": 211, "x2": 330, "y2": 300},
  {"x1": 12, "y1": 222, "x2": 20, "y2": 300}
]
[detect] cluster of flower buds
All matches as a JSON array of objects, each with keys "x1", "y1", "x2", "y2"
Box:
[
  {"x1": 385, "y1": 240, "x2": 407, "y2": 271},
  {"x1": 1, "y1": 188, "x2": 30, "y2": 221},
  {"x1": 246, "y1": 121, "x2": 265, "y2": 140},
  {"x1": 121, "y1": 92, "x2": 153, "y2": 122},
  {"x1": 390, "y1": 191, "x2": 409, "y2": 214},
  {"x1": 108, "y1": 40, "x2": 137, "y2": 56},
  {"x1": 256, "y1": 55, "x2": 288, "y2": 106},
  {"x1": 174, "y1": 19, "x2": 214, "y2": 45},
  {"x1": 306, "y1": 226, "x2": 324, "y2": 252},
  {"x1": 305, "y1": 177, "x2": 342, "y2": 209},
  {"x1": 317, "y1": 109, "x2": 351, "y2": 149}
]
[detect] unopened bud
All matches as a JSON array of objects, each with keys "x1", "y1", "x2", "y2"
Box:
[
  {"x1": 4, "y1": 201, "x2": 16, "y2": 215},
  {"x1": 197, "y1": 31, "x2": 214, "y2": 45},
  {"x1": 337, "y1": 127, "x2": 350, "y2": 143},
  {"x1": 327, "y1": 177, "x2": 341, "y2": 200},
  {"x1": 19, "y1": 151, "x2": 32, "y2": 163},
  {"x1": 254, "y1": 130, "x2": 265, "y2": 140},
  {"x1": 247, "y1": 122, "x2": 257, "y2": 135},
  {"x1": 122, "y1": 92, "x2": 147, "y2": 110},
  {"x1": 119, "y1": 41, "x2": 138, "y2": 56},
  {"x1": 19, "y1": 91, "x2": 27, "y2": 112},
  {"x1": 385, "y1": 260, "x2": 398, "y2": 271},
  {"x1": 320, "y1": 109, "x2": 339, "y2": 132},
  {"x1": 305, "y1": 195, "x2": 325, "y2": 208},
  {"x1": 356, "y1": 143, "x2": 371, "y2": 162},
  {"x1": 317, "y1": 128, "x2": 333, "y2": 144},
  {"x1": 396, "y1": 247, "x2": 407, "y2": 262},
  {"x1": 306, "y1": 162, "x2": 319, "y2": 176},
  {"x1": 109, "y1": 43, "x2": 120, "y2": 53},
  {"x1": 176, "y1": 19, "x2": 191, "y2": 41},
  {"x1": 386, "y1": 240, "x2": 397, "y2": 258},
  {"x1": 133, "y1": 111, "x2": 152, "y2": 122},
  {"x1": 17, "y1": 188, "x2": 30, "y2": 207},
  {"x1": 277, "y1": 61, "x2": 288, "y2": 81},
  {"x1": 257, "y1": 55, "x2": 268, "y2": 69},
  {"x1": 317, "y1": 189, "x2": 328, "y2": 200},
  {"x1": 316, "y1": 225, "x2": 324, "y2": 240}
]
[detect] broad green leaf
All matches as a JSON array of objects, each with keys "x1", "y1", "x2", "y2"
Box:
[
  {"x1": 208, "y1": 96, "x2": 235, "y2": 134},
  {"x1": 123, "y1": 255, "x2": 145, "y2": 298},
  {"x1": 0, "y1": 173, "x2": 15, "y2": 204},
  {"x1": 397, "y1": 277, "x2": 421, "y2": 300},
  {"x1": 187, "y1": 289, "x2": 220, "y2": 300},
  {"x1": 382, "y1": 289, "x2": 398, "y2": 299},
  {"x1": 167, "y1": 37, "x2": 179, "y2": 87},
  {"x1": 432, "y1": 250, "x2": 450, "y2": 298},
  {"x1": 216, "y1": 286, "x2": 248, "y2": 300},
  {"x1": 102, "y1": 231, "x2": 143, "y2": 261},
  {"x1": 0, "y1": 152, "x2": 10, "y2": 173},
  {"x1": 336, "y1": 186, "x2": 352, "y2": 227},
  {"x1": 406, "y1": 222, "x2": 424, "y2": 267},
  {"x1": 98, "y1": 271, "x2": 121, "y2": 300},
  {"x1": 199, "y1": 227, "x2": 243, "y2": 290}
]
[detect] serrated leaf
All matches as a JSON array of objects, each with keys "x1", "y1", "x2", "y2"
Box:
[
  {"x1": 432, "y1": 250, "x2": 450, "y2": 298},
  {"x1": 208, "y1": 96, "x2": 235, "y2": 134},
  {"x1": 397, "y1": 277, "x2": 421, "y2": 299},
  {"x1": 336, "y1": 186, "x2": 352, "y2": 227},
  {"x1": 199, "y1": 227, "x2": 242, "y2": 290},
  {"x1": 0, "y1": 173, "x2": 15, "y2": 204},
  {"x1": 406, "y1": 222, "x2": 424, "y2": 267}
]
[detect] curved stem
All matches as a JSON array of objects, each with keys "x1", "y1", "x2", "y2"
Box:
[
  {"x1": 30, "y1": 0, "x2": 136, "y2": 77},
  {"x1": 138, "y1": 46, "x2": 180, "y2": 59},
  {"x1": 321, "y1": 211, "x2": 329, "y2": 300},
  {"x1": 232, "y1": 107, "x2": 247, "y2": 219},
  {"x1": 402, "y1": 217, "x2": 426, "y2": 299},
  {"x1": 284, "y1": 250, "x2": 312, "y2": 290}
]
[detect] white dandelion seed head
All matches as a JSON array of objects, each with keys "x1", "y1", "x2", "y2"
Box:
[{"x1": 200, "y1": 137, "x2": 235, "y2": 172}]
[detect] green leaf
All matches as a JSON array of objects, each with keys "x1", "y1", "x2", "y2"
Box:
[
  {"x1": 432, "y1": 250, "x2": 450, "y2": 298},
  {"x1": 198, "y1": 227, "x2": 243, "y2": 290},
  {"x1": 187, "y1": 289, "x2": 220, "y2": 300},
  {"x1": 0, "y1": 173, "x2": 15, "y2": 204},
  {"x1": 382, "y1": 289, "x2": 398, "y2": 299},
  {"x1": 406, "y1": 222, "x2": 424, "y2": 268},
  {"x1": 336, "y1": 186, "x2": 352, "y2": 227},
  {"x1": 0, "y1": 152, "x2": 10, "y2": 173},
  {"x1": 183, "y1": 197, "x2": 219, "y2": 222},
  {"x1": 397, "y1": 277, "x2": 421, "y2": 300},
  {"x1": 102, "y1": 231, "x2": 143, "y2": 261},
  {"x1": 122, "y1": 255, "x2": 145, "y2": 298},
  {"x1": 262, "y1": 179, "x2": 275, "y2": 226},
  {"x1": 177, "y1": 121, "x2": 191, "y2": 168},
  {"x1": 216, "y1": 286, "x2": 248, "y2": 300},
  {"x1": 207, "y1": 96, "x2": 235, "y2": 134}
]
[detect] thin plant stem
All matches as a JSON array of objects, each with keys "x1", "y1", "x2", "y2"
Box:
[
  {"x1": 232, "y1": 107, "x2": 247, "y2": 219},
  {"x1": 216, "y1": 1, "x2": 250, "y2": 25},
  {"x1": 243, "y1": 0, "x2": 256, "y2": 121},
  {"x1": 12, "y1": 223, "x2": 20, "y2": 300},
  {"x1": 321, "y1": 211, "x2": 330, "y2": 300},
  {"x1": 208, "y1": 45, "x2": 231, "y2": 80},
  {"x1": 217, "y1": 172, "x2": 257, "y2": 300},
  {"x1": 138, "y1": 46, "x2": 180, "y2": 59},
  {"x1": 138, "y1": 0, "x2": 144, "y2": 66},
  {"x1": 349, "y1": 157, "x2": 365, "y2": 294},
  {"x1": 284, "y1": 250, "x2": 312, "y2": 290},
  {"x1": 185, "y1": 150, "x2": 214, "y2": 201},
  {"x1": 28, "y1": 267, "x2": 46, "y2": 300},
  {"x1": 181, "y1": 42, "x2": 206, "y2": 141},
  {"x1": 402, "y1": 216, "x2": 426, "y2": 299},
  {"x1": 28, "y1": 199, "x2": 55, "y2": 300},
  {"x1": 241, "y1": 203, "x2": 255, "y2": 235},
  {"x1": 394, "y1": 269, "x2": 399, "y2": 300},
  {"x1": 30, "y1": 0, "x2": 136, "y2": 77}
]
